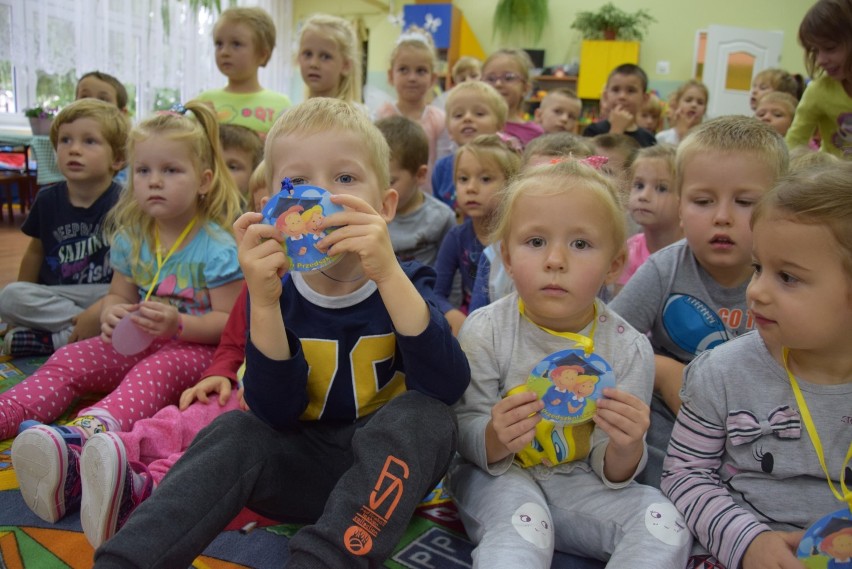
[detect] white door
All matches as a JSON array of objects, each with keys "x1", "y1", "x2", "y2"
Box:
[{"x1": 699, "y1": 25, "x2": 784, "y2": 118}]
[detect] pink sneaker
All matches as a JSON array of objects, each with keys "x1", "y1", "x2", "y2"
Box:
[
  {"x1": 11, "y1": 425, "x2": 82, "y2": 522},
  {"x1": 80, "y1": 432, "x2": 153, "y2": 548}
]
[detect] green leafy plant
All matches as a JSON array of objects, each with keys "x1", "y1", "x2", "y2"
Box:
[
  {"x1": 493, "y1": 0, "x2": 549, "y2": 44},
  {"x1": 571, "y1": 3, "x2": 655, "y2": 41},
  {"x1": 23, "y1": 105, "x2": 58, "y2": 119}
]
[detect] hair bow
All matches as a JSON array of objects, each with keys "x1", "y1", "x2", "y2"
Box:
[
  {"x1": 726, "y1": 406, "x2": 801, "y2": 446},
  {"x1": 170, "y1": 103, "x2": 187, "y2": 115},
  {"x1": 548, "y1": 155, "x2": 609, "y2": 170}
]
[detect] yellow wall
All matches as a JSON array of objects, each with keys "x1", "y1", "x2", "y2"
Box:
[{"x1": 292, "y1": 0, "x2": 812, "y2": 94}]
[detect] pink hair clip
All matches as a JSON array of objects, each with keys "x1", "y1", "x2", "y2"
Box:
[{"x1": 548, "y1": 155, "x2": 609, "y2": 171}]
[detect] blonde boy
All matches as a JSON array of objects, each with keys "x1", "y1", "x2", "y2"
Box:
[
  {"x1": 432, "y1": 80, "x2": 508, "y2": 209},
  {"x1": 610, "y1": 116, "x2": 788, "y2": 487},
  {"x1": 94, "y1": 97, "x2": 469, "y2": 569},
  {"x1": 749, "y1": 67, "x2": 800, "y2": 111},
  {"x1": 196, "y1": 6, "x2": 291, "y2": 135},
  {"x1": 0, "y1": 99, "x2": 129, "y2": 356},
  {"x1": 535, "y1": 88, "x2": 583, "y2": 134},
  {"x1": 452, "y1": 56, "x2": 482, "y2": 85},
  {"x1": 754, "y1": 91, "x2": 798, "y2": 137},
  {"x1": 376, "y1": 116, "x2": 455, "y2": 267}
]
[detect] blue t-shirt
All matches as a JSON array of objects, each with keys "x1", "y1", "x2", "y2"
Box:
[
  {"x1": 433, "y1": 218, "x2": 483, "y2": 315},
  {"x1": 22, "y1": 181, "x2": 120, "y2": 286},
  {"x1": 110, "y1": 223, "x2": 242, "y2": 316},
  {"x1": 431, "y1": 154, "x2": 456, "y2": 210}
]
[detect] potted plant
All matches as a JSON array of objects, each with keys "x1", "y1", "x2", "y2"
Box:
[
  {"x1": 493, "y1": 0, "x2": 549, "y2": 44},
  {"x1": 24, "y1": 105, "x2": 58, "y2": 136},
  {"x1": 571, "y1": 3, "x2": 655, "y2": 41}
]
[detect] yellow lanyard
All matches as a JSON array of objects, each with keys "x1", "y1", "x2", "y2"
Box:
[
  {"x1": 144, "y1": 217, "x2": 197, "y2": 302},
  {"x1": 782, "y1": 347, "x2": 852, "y2": 512},
  {"x1": 518, "y1": 298, "x2": 596, "y2": 356}
]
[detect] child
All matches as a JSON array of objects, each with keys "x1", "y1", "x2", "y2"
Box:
[
  {"x1": 656, "y1": 80, "x2": 708, "y2": 146},
  {"x1": 591, "y1": 132, "x2": 640, "y2": 181},
  {"x1": 376, "y1": 115, "x2": 455, "y2": 267},
  {"x1": 482, "y1": 49, "x2": 544, "y2": 146},
  {"x1": 432, "y1": 81, "x2": 508, "y2": 210},
  {"x1": 297, "y1": 13, "x2": 363, "y2": 107},
  {"x1": 755, "y1": 91, "x2": 798, "y2": 137},
  {"x1": 638, "y1": 92, "x2": 664, "y2": 134},
  {"x1": 616, "y1": 144, "x2": 680, "y2": 294},
  {"x1": 375, "y1": 28, "x2": 446, "y2": 193},
  {"x1": 196, "y1": 6, "x2": 291, "y2": 135},
  {"x1": 8, "y1": 100, "x2": 244, "y2": 522},
  {"x1": 610, "y1": 116, "x2": 789, "y2": 487},
  {"x1": 0, "y1": 99, "x2": 128, "y2": 356},
  {"x1": 534, "y1": 88, "x2": 582, "y2": 135},
  {"x1": 789, "y1": 145, "x2": 841, "y2": 172},
  {"x1": 453, "y1": 56, "x2": 483, "y2": 84},
  {"x1": 71, "y1": 172, "x2": 275, "y2": 548},
  {"x1": 583, "y1": 64, "x2": 657, "y2": 147},
  {"x1": 434, "y1": 135, "x2": 520, "y2": 334},
  {"x1": 662, "y1": 163, "x2": 852, "y2": 569},
  {"x1": 750, "y1": 67, "x2": 801, "y2": 111},
  {"x1": 92, "y1": 96, "x2": 469, "y2": 569},
  {"x1": 449, "y1": 159, "x2": 692, "y2": 567},
  {"x1": 76, "y1": 71, "x2": 129, "y2": 113},
  {"x1": 219, "y1": 123, "x2": 263, "y2": 200},
  {"x1": 786, "y1": 0, "x2": 852, "y2": 157},
  {"x1": 469, "y1": 134, "x2": 596, "y2": 313}
]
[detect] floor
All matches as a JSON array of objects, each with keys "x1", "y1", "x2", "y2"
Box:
[{"x1": 0, "y1": 204, "x2": 30, "y2": 289}]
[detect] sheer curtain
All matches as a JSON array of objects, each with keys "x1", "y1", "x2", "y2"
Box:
[{"x1": 1, "y1": 0, "x2": 293, "y2": 117}]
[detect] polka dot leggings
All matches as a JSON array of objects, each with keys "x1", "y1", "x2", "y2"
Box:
[{"x1": 0, "y1": 336, "x2": 214, "y2": 439}]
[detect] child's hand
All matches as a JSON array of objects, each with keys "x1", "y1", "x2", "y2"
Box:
[
  {"x1": 316, "y1": 193, "x2": 398, "y2": 285},
  {"x1": 594, "y1": 388, "x2": 650, "y2": 452},
  {"x1": 673, "y1": 107, "x2": 702, "y2": 137},
  {"x1": 485, "y1": 390, "x2": 544, "y2": 463},
  {"x1": 235, "y1": 212, "x2": 288, "y2": 309},
  {"x1": 742, "y1": 531, "x2": 805, "y2": 569},
  {"x1": 100, "y1": 302, "x2": 137, "y2": 343},
  {"x1": 609, "y1": 105, "x2": 635, "y2": 133},
  {"x1": 179, "y1": 375, "x2": 234, "y2": 410},
  {"x1": 237, "y1": 385, "x2": 250, "y2": 411},
  {"x1": 132, "y1": 301, "x2": 181, "y2": 339},
  {"x1": 69, "y1": 302, "x2": 103, "y2": 343}
]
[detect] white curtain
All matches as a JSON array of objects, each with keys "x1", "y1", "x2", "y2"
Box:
[{"x1": 1, "y1": 0, "x2": 293, "y2": 117}]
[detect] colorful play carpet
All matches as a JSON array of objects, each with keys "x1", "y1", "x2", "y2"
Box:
[{"x1": 0, "y1": 355, "x2": 601, "y2": 569}]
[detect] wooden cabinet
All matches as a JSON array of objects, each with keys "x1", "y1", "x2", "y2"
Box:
[{"x1": 577, "y1": 40, "x2": 640, "y2": 100}]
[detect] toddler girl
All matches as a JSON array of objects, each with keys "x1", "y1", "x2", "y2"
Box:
[
  {"x1": 434, "y1": 135, "x2": 520, "y2": 334},
  {"x1": 297, "y1": 13, "x2": 364, "y2": 111},
  {"x1": 616, "y1": 145, "x2": 681, "y2": 292},
  {"x1": 376, "y1": 28, "x2": 446, "y2": 193},
  {"x1": 750, "y1": 67, "x2": 801, "y2": 111},
  {"x1": 786, "y1": 0, "x2": 852, "y2": 157},
  {"x1": 662, "y1": 162, "x2": 852, "y2": 569},
  {"x1": 9, "y1": 100, "x2": 244, "y2": 524},
  {"x1": 482, "y1": 49, "x2": 544, "y2": 146},
  {"x1": 449, "y1": 159, "x2": 692, "y2": 567},
  {"x1": 656, "y1": 80, "x2": 708, "y2": 146},
  {"x1": 196, "y1": 7, "x2": 291, "y2": 135}
]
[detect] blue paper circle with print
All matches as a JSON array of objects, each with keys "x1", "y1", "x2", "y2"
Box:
[
  {"x1": 262, "y1": 181, "x2": 344, "y2": 272},
  {"x1": 797, "y1": 507, "x2": 852, "y2": 564},
  {"x1": 527, "y1": 349, "x2": 616, "y2": 426}
]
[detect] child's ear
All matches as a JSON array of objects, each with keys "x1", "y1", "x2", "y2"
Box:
[
  {"x1": 603, "y1": 246, "x2": 627, "y2": 286},
  {"x1": 387, "y1": 68, "x2": 394, "y2": 85},
  {"x1": 198, "y1": 169, "x2": 214, "y2": 197},
  {"x1": 500, "y1": 240, "x2": 514, "y2": 278},
  {"x1": 341, "y1": 57, "x2": 352, "y2": 77},
  {"x1": 534, "y1": 107, "x2": 543, "y2": 123},
  {"x1": 415, "y1": 164, "x2": 428, "y2": 186},
  {"x1": 379, "y1": 187, "x2": 399, "y2": 224}
]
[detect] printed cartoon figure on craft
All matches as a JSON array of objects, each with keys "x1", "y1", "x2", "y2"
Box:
[
  {"x1": 528, "y1": 349, "x2": 616, "y2": 426},
  {"x1": 644, "y1": 502, "x2": 690, "y2": 547},
  {"x1": 511, "y1": 502, "x2": 554, "y2": 550},
  {"x1": 263, "y1": 179, "x2": 345, "y2": 272},
  {"x1": 797, "y1": 509, "x2": 852, "y2": 566}
]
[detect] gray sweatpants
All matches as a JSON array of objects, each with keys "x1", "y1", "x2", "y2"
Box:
[
  {"x1": 447, "y1": 460, "x2": 692, "y2": 568},
  {"x1": 0, "y1": 282, "x2": 108, "y2": 346},
  {"x1": 94, "y1": 391, "x2": 458, "y2": 569}
]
